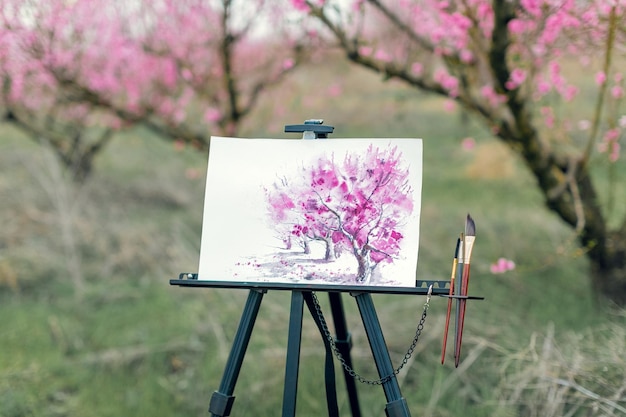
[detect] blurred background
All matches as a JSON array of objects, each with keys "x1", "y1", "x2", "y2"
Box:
[{"x1": 1, "y1": 1, "x2": 625, "y2": 416}]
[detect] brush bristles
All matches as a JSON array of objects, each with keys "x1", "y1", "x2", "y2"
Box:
[{"x1": 465, "y1": 214, "x2": 476, "y2": 237}]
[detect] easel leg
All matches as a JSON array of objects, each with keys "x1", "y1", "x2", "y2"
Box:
[
  {"x1": 209, "y1": 289, "x2": 265, "y2": 417},
  {"x1": 328, "y1": 292, "x2": 362, "y2": 417},
  {"x1": 282, "y1": 291, "x2": 305, "y2": 417},
  {"x1": 303, "y1": 292, "x2": 340, "y2": 417},
  {"x1": 354, "y1": 293, "x2": 412, "y2": 417}
]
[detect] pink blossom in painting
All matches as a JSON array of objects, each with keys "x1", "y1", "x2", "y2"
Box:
[{"x1": 265, "y1": 144, "x2": 414, "y2": 284}]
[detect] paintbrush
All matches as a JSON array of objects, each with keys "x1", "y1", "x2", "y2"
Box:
[
  {"x1": 454, "y1": 214, "x2": 476, "y2": 367},
  {"x1": 453, "y1": 231, "x2": 464, "y2": 366},
  {"x1": 441, "y1": 236, "x2": 461, "y2": 364}
]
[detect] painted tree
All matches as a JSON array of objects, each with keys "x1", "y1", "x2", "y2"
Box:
[
  {"x1": 0, "y1": 0, "x2": 309, "y2": 180},
  {"x1": 265, "y1": 177, "x2": 309, "y2": 253},
  {"x1": 267, "y1": 145, "x2": 414, "y2": 283},
  {"x1": 266, "y1": 173, "x2": 338, "y2": 258},
  {"x1": 295, "y1": 0, "x2": 626, "y2": 304}
]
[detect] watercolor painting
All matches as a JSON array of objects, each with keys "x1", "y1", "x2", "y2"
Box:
[{"x1": 197, "y1": 136, "x2": 423, "y2": 287}]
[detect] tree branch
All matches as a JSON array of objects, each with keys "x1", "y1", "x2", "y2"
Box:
[{"x1": 582, "y1": 5, "x2": 617, "y2": 163}]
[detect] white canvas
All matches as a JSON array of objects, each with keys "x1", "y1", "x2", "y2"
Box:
[{"x1": 198, "y1": 136, "x2": 423, "y2": 287}]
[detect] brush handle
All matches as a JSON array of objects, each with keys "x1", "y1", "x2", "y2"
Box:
[
  {"x1": 454, "y1": 263, "x2": 471, "y2": 367},
  {"x1": 452, "y1": 260, "x2": 464, "y2": 366},
  {"x1": 441, "y1": 298, "x2": 453, "y2": 364},
  {"x1": 440, "y1": 259, "x2": 457, "y2": 364}
]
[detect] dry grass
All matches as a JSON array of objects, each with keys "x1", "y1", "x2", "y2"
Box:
[{"x1": 496, "y1": 318, "x2": 626, "y2": 417}]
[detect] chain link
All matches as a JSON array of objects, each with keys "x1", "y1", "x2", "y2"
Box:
[{"x1": 311, "y1": 286, "x2": 432, "y2": 385}]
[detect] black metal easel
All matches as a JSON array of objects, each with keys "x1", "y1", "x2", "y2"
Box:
[
  {"x1": 169, "y1": 276, "x2": 449, "y2": 417},
  {"x1": 169, "y1": 121, "x2": 451, "y2": 417}
]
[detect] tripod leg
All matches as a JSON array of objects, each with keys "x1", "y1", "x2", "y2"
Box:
[
  {"x1": 328, "y1": 292, "x2": 362, "y2": 417},
  {"x1": 282, "y1": 290, "x2": 305, "y2": 417},
  {"x1": 303, "y1": 292, "x2": 339, "y2": 417},
  {"x1": 354, "y1": 293, "x2": 412, "y2": 417},
  {"x1": 209, "y1": 289, "x2": 265, "y2": 417}
]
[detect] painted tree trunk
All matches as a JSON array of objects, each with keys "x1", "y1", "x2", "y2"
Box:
[
  {"x1": 323, "y1": 237, "x2": 334, "y2": 262},
  {"x1": 355, "y1": 249, "x2": 375, "y2": 284}
]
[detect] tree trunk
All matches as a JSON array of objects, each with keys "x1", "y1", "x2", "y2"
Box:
[
  {"x1": 303, "y1": 239, "x2": 311, "y2": 255},
  {"x1": 322, "y1": 237, "x2": 337, "y2": 262},
  {"x1": 307, "y1": 0, "x2": 626, "y2": 305},
  {"x1": 355, "y1": 249, "x2": 373, "y2": 284},
  {"x1": 486, "y1": 0, "x2": 626, "y2": 306},
  {"x1": 588, "y1": 231, "x2": 626, "y2": 306},
  {"x1": 67, "y1": 152, "x2": 94, "y2": 183}
]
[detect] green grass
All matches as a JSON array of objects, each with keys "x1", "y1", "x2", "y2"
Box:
[{"x1": 1, "y1": 60, "x2": 625, "y2": 417}]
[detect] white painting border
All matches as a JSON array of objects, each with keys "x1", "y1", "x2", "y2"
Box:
[{"x1": 198, "y1": 136, "x2": 423, "y2": 288}]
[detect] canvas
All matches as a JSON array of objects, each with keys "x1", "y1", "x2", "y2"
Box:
[{"x1": 198, "y1": 136, "x2": 423, "y2": 288}]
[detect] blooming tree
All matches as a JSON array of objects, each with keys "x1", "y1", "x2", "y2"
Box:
[
  {"x1": 296, "y1": 0, "x2": 626, "y2": 304},
  {"x1": 266, "y1": 144, "x2": 414, "y2": 284},
  {"x1": 265, "y1": 176, "x2": 310, "y2": 253},
  {"x1": 0, "y1": 0, "x2": 309, "y2": 180}
]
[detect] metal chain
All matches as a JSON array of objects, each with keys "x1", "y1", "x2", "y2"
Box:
[{"x1": 311, "y1": 286, "x2": 432, "y2": 385}]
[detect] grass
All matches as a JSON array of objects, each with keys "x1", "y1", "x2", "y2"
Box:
[{"x1": 1, "y1": 59, "x2": 625, "y2": 417}]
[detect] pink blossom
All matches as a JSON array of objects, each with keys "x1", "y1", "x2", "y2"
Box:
[
  {"x1": 327, "y1": 83, "x2": 342, "y2": 97},
  {"x1": 604, "y1": 128, "x2": 620, "y2": 142},
  {"x1": 461, "y1": 137, "x2": 475, "y2": 151},
  {"x1": 598, "y1": 128, "x2": 622, "y2": 162},
  {"x1": 459, "y1": 49, "x2": 473, "y2": 63},
  {"x1": 358, "y1": 46, "x2": 372, "y2": 56},
  {"x1": 374, "y1": 49, "x2": 391, "y2": 62},
  {"x1": 508, "y1": 19, "x2": 527, "y2": 35},
  {"x1": 611, "y1": 85, "x2": 623, "y2": 99},
  {"x1": 476, "y1": 2, "x2": 494, "y2": 36},
  {"x1": 291, "y1": 0, "x2": 310, "y2": 12},
  {"x1": 411, "y1": 62, "x2": 423, "y2": 76},
  {"x1": 549, "y1": 61, "x2": 565, "y2": 91},
  {"x1": 521, "y1": 0, "x2": 542, "y2": 17},
  {"x1": 282, "y1": 58, "x2": 295, "y2": 70},
  {"x1": 490, "y1": 258, "x2": 516, "y2": 274},
  {"x1": 595, "y1": 71, "x2": 607, "y2": 86},
  {"x1": 578, "y1": 120, "x2": 591, "y2": 130},
  {"x1": 181, "y1": 68, "x2": 193, "y2": 81},
  {"x1": 562, "y1": 85, "x2": 579, "y2": 101},
  {"x1": 443, "y1": 99, "x2": 456, "y2": 112},
  {"x1": 352, "y1": 0, "x2": 365, "y2": 11},
  {"x1": 204, "y1": 107, "x2": 221, "y2": 123},
  {"x1": 506, "y1": 68, "x2": 527, "y2": 90},
  {"x1": 536, "y1": 80, "x2": 552, "y2": 95},
  {"x1": 481, "y1": 85, "x2": 506, "y2": 107},
  {"x1": 162, "y1": 59, "x2": 177, "y2": 88},
  {"x1": 619, "y1": 116, "x2": 626, "y2": 128},
  {"x1": 434, "y1": 69, "x2": 459, "y2": 97}
]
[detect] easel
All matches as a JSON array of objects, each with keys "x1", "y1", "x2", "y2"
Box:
[
  {"x1": 170, "y1": 276, "x2": 449, "y2": 417},
  {"x1": 169, "y1": 121, "x2": 451, "y2": 417}
]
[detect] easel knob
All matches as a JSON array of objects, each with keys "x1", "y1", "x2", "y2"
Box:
[{"x1": 284, "y1": 119, "x2": 334, "y2": 139}]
